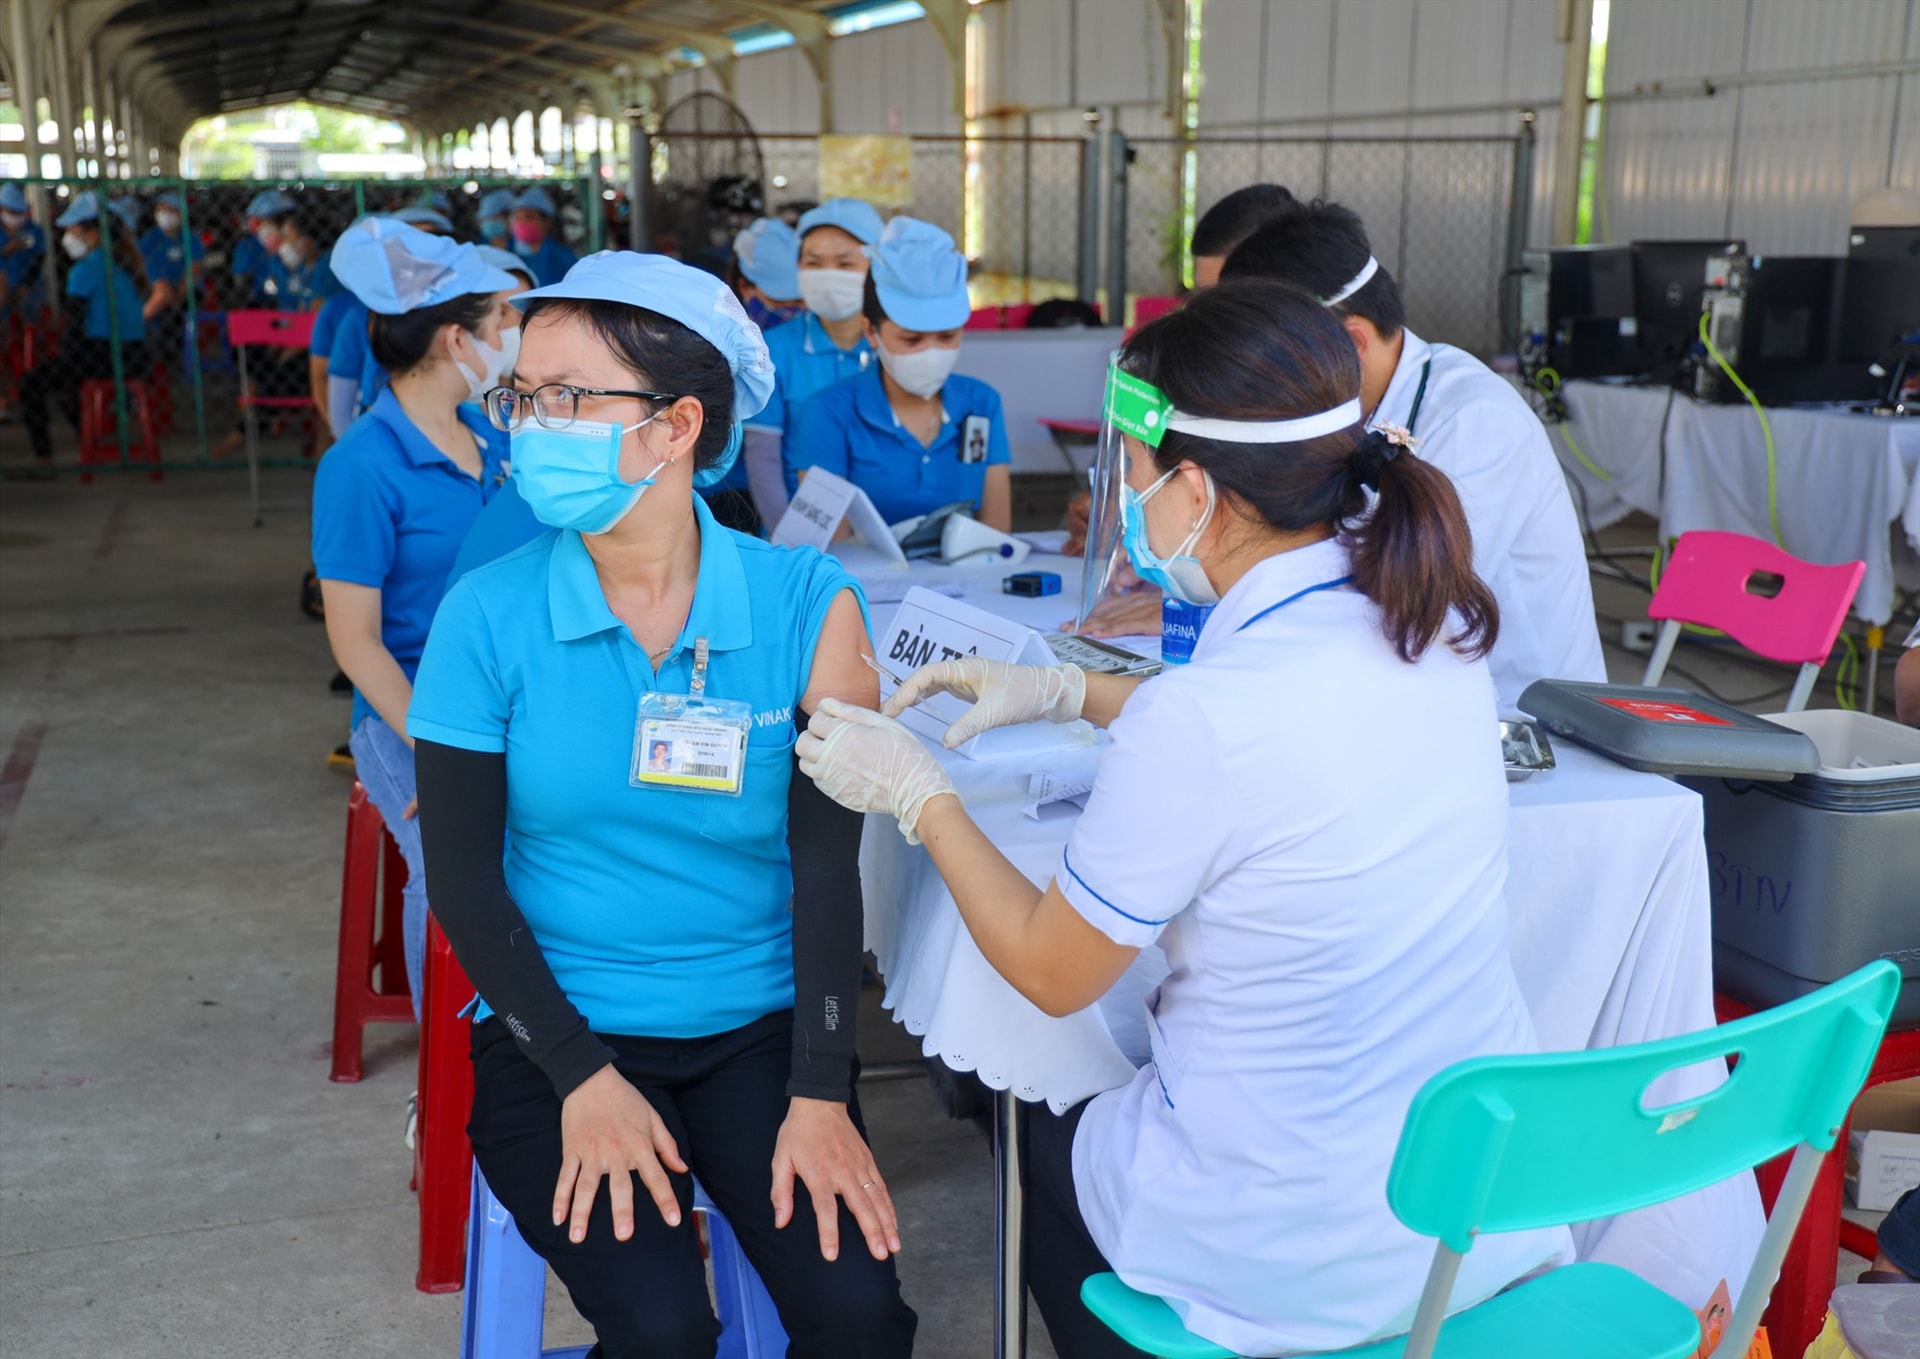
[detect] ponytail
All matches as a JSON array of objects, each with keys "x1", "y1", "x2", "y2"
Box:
[{"x1": 1346, "y1": 432, "x2": 1498, "y2": 663}]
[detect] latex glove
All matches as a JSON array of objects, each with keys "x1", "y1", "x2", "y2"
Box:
[
  {"x1": 881, "y1": 658, "x2": 1086, "y2": 750},
  {"x1": 797, "y1": 698, "x2": 958, "y2": 845}
]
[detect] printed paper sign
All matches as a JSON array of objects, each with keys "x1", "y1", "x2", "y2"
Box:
[
  {"x1": 819, "y1": 134, "x2": 913, "y2": 208},
  {"x1": 1597, "y1": 698, "x2": 1734, "y2": 727},
  {"x1": 772, "y1": 467, "x2": 905, "y2": 564}
]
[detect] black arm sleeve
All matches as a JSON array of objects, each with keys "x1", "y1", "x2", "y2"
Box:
[
  {"x1": 415, "y1": 739, "x2": 616, "y2": 1100},
  {"x1": 785, "y1": 756, "x2": 866, "y2": 1102}
]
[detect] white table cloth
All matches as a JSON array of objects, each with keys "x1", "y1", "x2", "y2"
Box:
[
  {"x1": 844, "y1": 555, "x2": 1764, "y2": 1309},
  {"x1": 1549, "y1": 379, "x2": 1673, "y2": 529}
]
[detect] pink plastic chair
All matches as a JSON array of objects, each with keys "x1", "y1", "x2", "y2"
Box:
[
  {"x1": 1129, "y1": 295, "x2": 1182, "y2": 332},
  {"x1": 226, "y1": 309, "x2": 318, "y2": 525},
  {"x1": 1000, "y1": 302, "x2": 1036, "y2": 329},
  {"x1": 1641, "y1": 531, "x2": 1865, "y2": 711},
  {"x1": 964, "y1": 306, "x2": 1005, "y2": 331}
]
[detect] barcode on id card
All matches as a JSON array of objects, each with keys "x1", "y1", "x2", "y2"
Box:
[{"x1": 686, "y1": 762, "x2": 732, "y2": 779}]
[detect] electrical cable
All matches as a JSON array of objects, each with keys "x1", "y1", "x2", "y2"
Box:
[
  {"x1": 1532, "y1": 367, "x2": 1613, "y2": 482},
  {"x1": 1696, "y1": 309, "x2": 1783, "y2": 547}
]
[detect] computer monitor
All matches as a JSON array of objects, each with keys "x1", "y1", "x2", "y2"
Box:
[
  {"x1": 1836, "y1": 258, "x2": 1920, "y2": 361},
  {"x1": 1725, "y1": 257, "x2": 1871, "y2": 404},
  {"x1": 1847, "y1": 226, "x2": 1920, "y2": 263},
  {"x1": 1543, "y1": 246, "x2": 1640, "y2": 377},
  {"x1": 1631, "y1": 239, "x2": 1745, "y2": 381}
]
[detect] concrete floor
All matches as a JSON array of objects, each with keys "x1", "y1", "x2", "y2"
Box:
[{"x1": 0, "y1": 461, "x2": 1899, "y2": 1354}]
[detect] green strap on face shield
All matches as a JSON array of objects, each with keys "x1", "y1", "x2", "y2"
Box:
[{"x1": 1103, "y1": 362, "x2": 1173, "y2": 448}]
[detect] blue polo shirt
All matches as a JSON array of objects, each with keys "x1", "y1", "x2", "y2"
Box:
[
  {"x1": 407, "y1": 496, "x2": 868, "y2": 1039},
  {"x1": 746, "y1": 312, "x2": 873, "y2": 495},
  {"x1": 137, "y1": 225, "x2": 204, "y2": 288},
  {"x1": 450, "y1": 478, "x2": 546, "y2": 581},
  {"x1": 65, "y1": 247, "x2": 147, "y2": 342},
  {"x1": 311, "y1": 387, "x2": 510, "y2": 727},
  {"x1": 511, "y1": 236, "x2": 577, "y2": 288},
  {"x1": 325, "y1": 297, "x2": 389, "y2": 415},
  {"x1": 789, "y1": 363, "x2": 1010, "y2": 526},
  {"x1": 309, "y1": 291, "x2": 357, "y2": 369},
  {"x1": 1, "y1": 220, "x2": 45, "y2": 290},
  {"x1": 266, "y1": 251, "x2": 338, "y2": 310},
  {"x1": 230, "y1": 233, "x2": 273, "y2": 301}
]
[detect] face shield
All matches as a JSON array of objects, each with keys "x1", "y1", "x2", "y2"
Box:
[{"x1": 1078, "y1": 357, "x2": 1174, "y2": 628}]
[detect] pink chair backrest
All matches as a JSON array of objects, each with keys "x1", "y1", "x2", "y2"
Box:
[
  {"x1": 227, "y1": 308, "x2": 317, "y2": 350},
  {"x1": 1131, "y1": 295, "x2": 1182, "y2": 327},
  {"x1": 1001, "y1": 303, "x2": 1036, "y2": 329},
  {"x1": 1647, "y1": 531, "x2": 1864, "y2": 666},
  {"x1": 964, "y1": 306, "x2": 1004, "y2": 331}
]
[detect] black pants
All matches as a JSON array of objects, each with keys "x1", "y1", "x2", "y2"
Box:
[
  {"x1": 20, "y1": 337, "x2": 149, "y2": 459},
  {"x1": 1025, "y1": 1099, "x2": 1154, "y2": 1359},
  {"x1": 470, "y1": 1012, "x2": 916, "y2": 1359}
]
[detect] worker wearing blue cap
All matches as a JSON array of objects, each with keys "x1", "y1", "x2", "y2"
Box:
[
  {"x1": 393, "y1": 205, "x2": 454, "y2": 236},
  {"x1": 311, "y1": 219, "x2": 522, "y2": 1035},
  {"x1": 261, "y1": 203, "x2": 338, "y2": 313},
  {"x1": 17, "y1": 192, "x2": 151, "y2": 462},
  {"x1": 740, "y1": 198, "x2": 886, "y2": 524},
  {"x1": 406, "y1": 249, "x2": 916, "y2": 1355},
  {"x1": 229, "y1": 189, "x2": 296, "y2": 305},
  {"x1": 137, "y1": 190, "x2": 205, "y2": 308},
  {"x1": 789, "y1": 217, "x2": 1010, "y2": 531},
  {"x1": 0, "y1": 183, "x2": 48, "y2": 331},
  {"x1": 475, "y1": 188, "x2": 517, "y2": 247},
  {"x1": 508, "y1": 186, "x2": 576, "y2": 286}
]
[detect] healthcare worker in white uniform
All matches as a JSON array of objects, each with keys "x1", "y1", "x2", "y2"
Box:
[{"x1": 796, "y1": 280, "x2": 1570, "y2": 1358}]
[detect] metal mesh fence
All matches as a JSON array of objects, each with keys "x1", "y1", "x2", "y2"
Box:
[{"x1": 0, "y1": 176, "x2": 598, "y2": 476}]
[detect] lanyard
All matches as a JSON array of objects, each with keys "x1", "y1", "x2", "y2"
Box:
[
  {"x1": 1405, "y1": 356, "x2": 1433, "y2": 435},
  {"x1": 1234, "y1": 575, "x2": 1355, "y2": 634}
]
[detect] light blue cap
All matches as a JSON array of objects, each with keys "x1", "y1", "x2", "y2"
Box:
[
  {"x1": 513, "y1": 186, "x2": 557, "y2": 217},
  {"x1": 330, "y1": 217, "x2": 521, "y2": 316},
  {"x1": 1, "y1": 184, "x2": 30, "y2": 213},
  {"x1": 475, "y1": 244, "x2": 536, "y2": 284},
  {"x1": 514, "y1": 252, "x2": 777, "y2": 483},
  {"x1": 394, "y1": 205, "x2": 454, "y2": 234},
  {"x1": 56, "y1": 191, "x2": 102, "y2": 228},
  {"x1": 798, "y1": 197, "x2": 883, "y2": 246},
  {"x1": 417, "y1": 189, "x2": 452, "y2": 215},
  {"x1": 867, "y1": 217, "x2": 970, "y2": 332},
  {"x1": 477, "y1": 188, "x2": 516, "y2": 220},
  {"x1": 108, "y1": 197, "x2": 143, "y2": 230},
  {"x1": 246, "y1": 189, "x2": 296, "y2": 218},
  {"x1": 155, "y1": 191, "x2": 183, "y2": 213},
  {"x1": 733, "y1": 218, "x2": 800, "y2": 300}
]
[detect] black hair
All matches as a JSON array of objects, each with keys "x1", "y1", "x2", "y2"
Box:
[
  {"x1": 861, "y1": 273, "x2": 889, "y2": 327},
  {"x1": 519, "y1": 296, "x2": 736, "y2": 471},
  {"x1": 1121, "y1": 278, "x2": 1495, "y2": 663},
  {"x1": 1221, "y1": 199, "x2": 1406, "y2": 337},
  {"x1": 1191, "y1": 183, "x2": 1299, "y2": 259},
  {"x1": 369, "y1": 292, "x2": 494, "y2": 375}
]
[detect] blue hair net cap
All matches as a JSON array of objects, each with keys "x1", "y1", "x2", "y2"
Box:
[
  {"x1": 155, "y1": 191, "x2": 183, "y2": 213},
  {"x1": 477, "y1": 188, "x2": 517, "y2": 220},
  {"x1": 867, "y1": 217, "x2": 971, "y2": 332},
  {"x1": 418, "y1": 190, "x2": 453, "y2": 215},
  {"x1": 474, "y1": 243, "x2": 536, "y2": 284},
  {"x1": 56, "y1": 192, "x2": 102, "y2": 228},
  {"x1": 331, "y1": 217, "x2": 521, "y2": 316},
  {"x1": 733, "y1": 218, "x2": 800, "y2": 300},
  {"x1": 394, "y1": 205, "x2": 455, "y2": 234},
  {"x1": 2, "y1": 184, "x2": 31, "y2": 213},
  {"x1": 798, "y1": 198, "x2": 884, "y2": 246},
  {"x1": 246, "y1": 189, "x2": 296, "y2": 218},
  {"x1": 108, "y1": 197, "x2": 143, "y2": 231},
  {"x1": 514, "y1": 250, "x2": 776, "y2": 429},
  {"x1": 513, "y1": 187, "x2": 557, "y2": 217}
]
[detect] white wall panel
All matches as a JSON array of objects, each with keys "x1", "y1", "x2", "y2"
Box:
[
  {"x1": 831, "y1": 22, "x2": 959, "y2": 136},
  {"x1": 1074, "y1": 0, "x2": 1166, "y2": 109},
  {"x1": 981, "y1": 0, "x2": 1072, "y2": 115},
  {"x1": 729, "y1": 46, "x2": 821, "y2": 136}
]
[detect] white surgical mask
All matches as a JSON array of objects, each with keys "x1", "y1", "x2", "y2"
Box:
[
  {"x1": 277, "y1": 240, "x2": 304, "y2": 269},
  {"x1": 877, "y1": 339, "x2": 959, "y2": 400},
  {"x1": 1, "y1": 211, "x2": 27, "y2": 232},
  {"x1": 61, "y1": 232, "x2": 89, "y2": 261},
  {"x1": 256, "y1": 226, "x2": 280, "y2": 251},
  {"x1": 155, "y1": 209, "x2": 181, "y2": 234},
  {"x1": 798, "y1": 268, "x2": 866, "y2": 322},
  {"x1": 452, "y1": 327, "x2": 514, "y2": 403}
]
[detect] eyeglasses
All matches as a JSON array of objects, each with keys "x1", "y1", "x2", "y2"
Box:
[{"x1": 484, "y1": 383, "x2": 681, "y2": 433}]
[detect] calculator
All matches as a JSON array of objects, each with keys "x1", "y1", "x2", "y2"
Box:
[{"x1": 1044, "y1": 632, "x2": 1163, "y2": 677}]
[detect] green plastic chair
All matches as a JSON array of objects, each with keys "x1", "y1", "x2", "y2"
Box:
[{"x1": 1081, "y1": 959, "x2": 1901, "y2": 1359}]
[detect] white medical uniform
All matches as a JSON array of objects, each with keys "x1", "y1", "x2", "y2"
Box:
[
  {"x1": 1373, "y1": 328, "x2": 1606, "y2": 711},
  {"x1": 1058, "y1": 536, "x2": 1572, "y2": 1357}
]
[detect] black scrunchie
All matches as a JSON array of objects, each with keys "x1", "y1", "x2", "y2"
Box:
[{"x1": 1351, "y1": 429, "x2": 1402, "y2": 491}]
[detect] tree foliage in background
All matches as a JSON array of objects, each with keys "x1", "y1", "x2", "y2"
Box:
[{"x1": 181, "y1": 103, "x2": 397, "y2": 179}]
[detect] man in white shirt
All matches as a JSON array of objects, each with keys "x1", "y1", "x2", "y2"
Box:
[{"x1": 1218, "y1": 203, "x2": 1605, "y2": 709}]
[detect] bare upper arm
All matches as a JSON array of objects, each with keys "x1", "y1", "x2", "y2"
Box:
[
  {"x1": 1028, "y1": 878, "x2": 1140, "y2": 1016},
  {"x1": 799, "y1": 588, "x2": 878, "y2": 716}
]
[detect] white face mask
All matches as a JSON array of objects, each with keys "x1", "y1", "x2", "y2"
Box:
[
  {"x1": 452, "y1": 326, "x2": 516, "y2": 403},
  {"x1": 1, "y1": 211, "x2": 27, "y2": 232},
  {"x1": 155, "y1": 209, "x2": 181, "y2": 234},
  {"x1": 877, "y1": 339, "x2": 960, "y2": 400},
  {"x1": 61, "y1": 232, "x2": 89, "y2": 261},
  {"x1": 277, "y1": 240, "x2": 304, "y2": 269},
  {"x1": 256, "y1": 226, "x2": 280, "y2": 251},
  {"x1": 798, "y1": 267, "x2": 866, "y2": 322}
]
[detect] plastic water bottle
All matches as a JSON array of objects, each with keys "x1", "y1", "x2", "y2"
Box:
[{"x1": 1160, "y1": 597, "x2": 1214, "y2": 665}]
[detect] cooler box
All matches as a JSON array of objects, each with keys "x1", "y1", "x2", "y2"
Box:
[{"x1": 1682, "y1": 709, "x2": 1920, "y2": 1024}]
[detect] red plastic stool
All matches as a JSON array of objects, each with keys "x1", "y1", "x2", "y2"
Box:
[
  {"x1": 147, "y1": 362, "x2": 175, "y2": 436},
  {"x1": 329, "y1": 781, "x2": 414, "y2": 1083},
  {"x1": 415, "y1": 913, "x2": 476, "y2": 1293},
  {"x1": 78, "y1": 378, "x2": 164, "y2": 481},
  {"x1": 1714, "y1": 990, "x2": 1920, "y2": 1358}
]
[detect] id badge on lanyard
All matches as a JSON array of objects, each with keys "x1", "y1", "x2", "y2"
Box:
[{"x1": 630, "y1": 637, "x2": 753, "y2": 797}]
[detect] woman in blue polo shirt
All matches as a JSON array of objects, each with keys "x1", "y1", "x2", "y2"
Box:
[
  {"x1": 408, "y1": 252, "x2": 916, "y2": 1356},
  {"x1": 789, "y1": 217, "x2": 1011, "y2": 531},
  {"x1": 19, "y1": 192, "x2": 150, "y2": 464},
  {"x1": 311, "y1": 219, "x2": 520, "y2": 1016},
  {"x1": 699, "y1": 216, "x2": 803, "y2": 535},
  {"x1": 508, "y1": 187, "x2": 577, "y2": 286},
  {"x1": 741, "y1": 198, "x2": 883, "y2": 524}
]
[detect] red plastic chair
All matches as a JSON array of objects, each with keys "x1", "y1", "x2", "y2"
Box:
[
  {"x1": 329, "y1": 781, "x2": 413, "y2": 1083},
  {"x1": 415, "y1": 913, "x2": 476, "y2": 1293},
  {"x1": 226, "y1": 308, "x2": 318, "y2": 525},
  {"x1": 1713, "y1": 991, "x2": 1919, "y2": 1358},
  {"x1": 1129, "y1": 294, "x2": 1182, "y2": 331},
  {"x1": 78, "y1": 378, "x2": 164, "y2": 480},
  {"x1": 964, "y1": 305, "x2": 1006, "y2": 331},
  {"x1": 1642, "y1": 531, "x2": 1865, "y2": 711},
  {"x1": 1001, "y1": 302, "x2": 1036, "y2": 329}
]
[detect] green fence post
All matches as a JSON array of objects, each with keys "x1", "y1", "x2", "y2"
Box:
[
  {"x1": 177, "y1": 176, "x2": 210, "y2": 464},
  {"x1": 583, "y1": 170, "x2": 604, "y2": 254},
  {"x1": 354, "y1": 180, "x2": 366, "y2": 219}
]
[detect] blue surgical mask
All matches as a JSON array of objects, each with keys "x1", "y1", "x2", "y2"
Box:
[
  {"x1": 512, "y1": 411, "x2": 668, "y2": 535},
  {"x1": 480, "y1": 217, "x2": 509, "y2": 244},
  {"x1": 744, "y1": 295, "x2": 803, "y2": 330},
  {"x1": 1120, "y1": 467, "x2": 1220, "y2": 606}
]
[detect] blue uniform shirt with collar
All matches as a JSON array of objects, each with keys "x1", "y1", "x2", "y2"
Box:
[
  {"x1": 747, "y1": 312, "x2": 874, "y2": 494},
  {"x1": 450, "y1": 477, "x2": 546, "y2": 581},
  {"x1": 311, "y1": 386, "x2": 510, "y2": 728},
  {"x1": 406, "y1": 496, "x2": 869, "y2": 1039},
  {"x1": 323, "y1": 296, "x2": 389, "y2": 416},
  {"x1": 309, "y1": 291, "x2": 357, "y2": 368},
  {"x1": 137, "y1": 225, "x2": 204, "y2": 289},
  {"x1": 230, "y1": 233, "x2": 274, "y2": 302},
  {"x1": 65, "y1": 247, "x2": 147, "y2": 342},
  {"x1": 511, "y1": 236, "x2": 577, "y2": 288},
  {"x1": 789, "y1": 362, "x2": 1009, "y2": 525},
  {"x1": 266, "y1": 250, "x2": 339, "y2": 310},
  {"x1": 2, "y1": 220, "x2": 46, "y2": 290}
]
